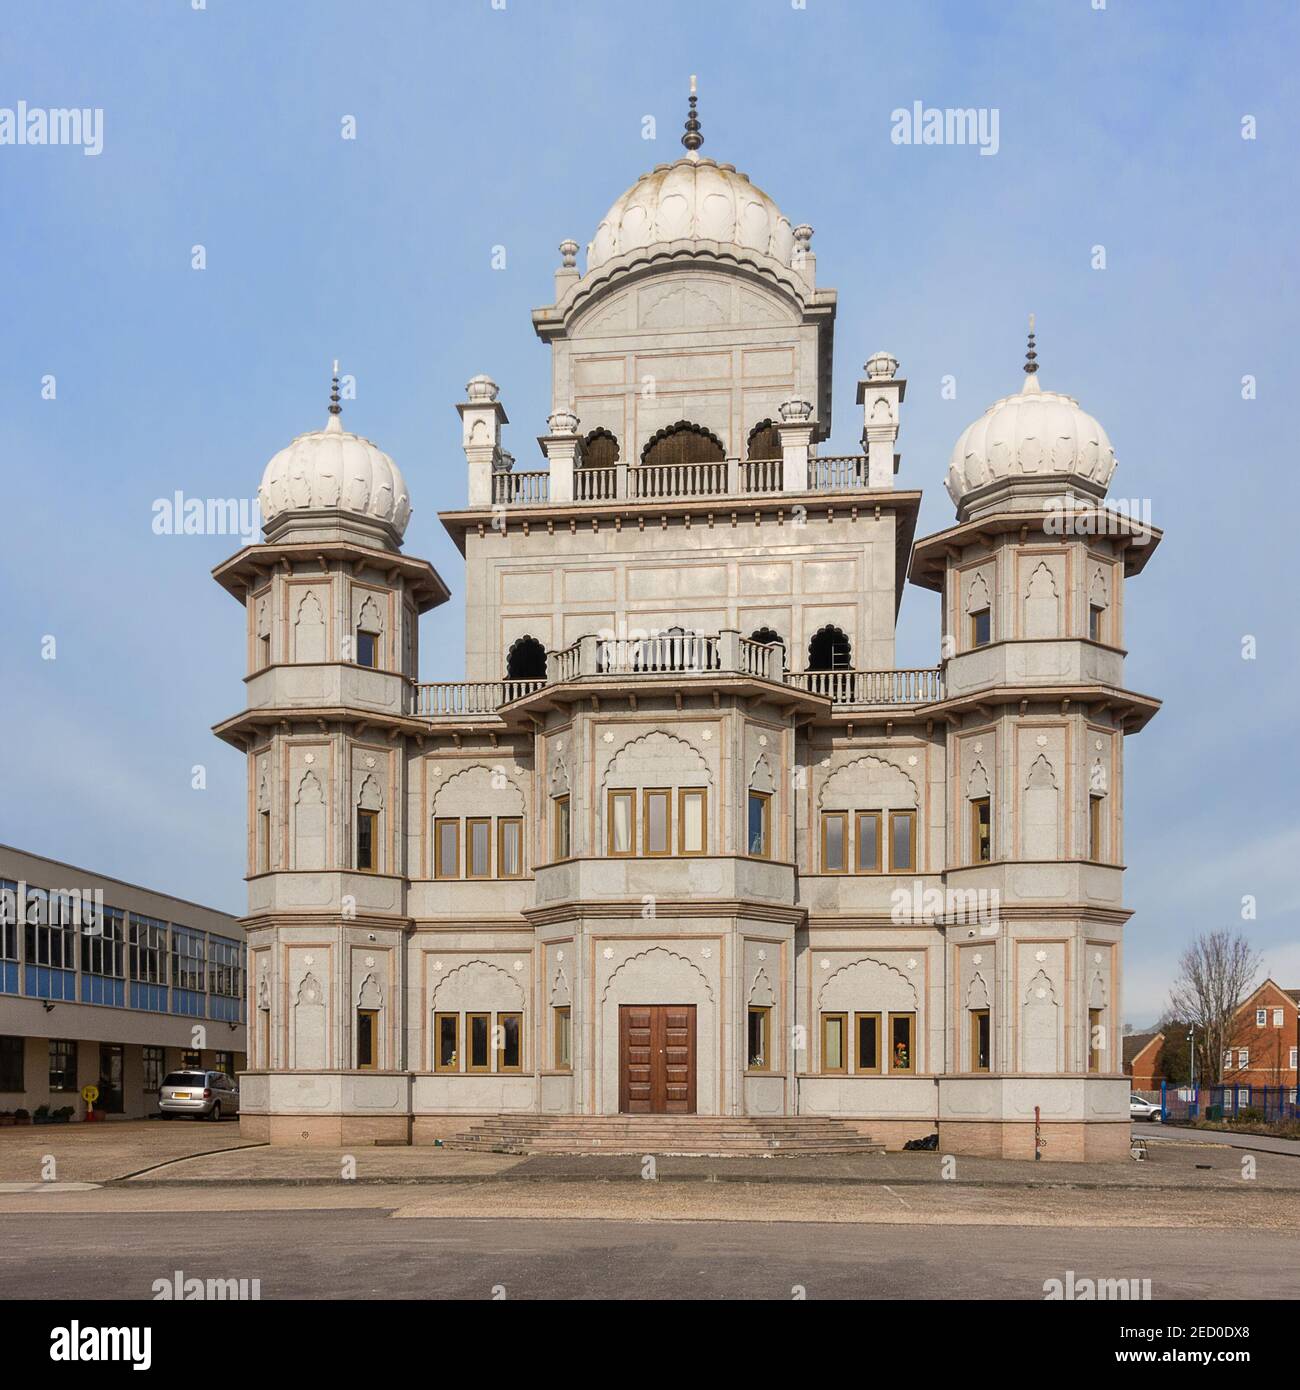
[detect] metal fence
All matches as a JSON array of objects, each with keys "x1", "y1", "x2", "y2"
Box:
[{"x1": 1159, "y1": 1082, "x2": 1299, "y2": 1124}]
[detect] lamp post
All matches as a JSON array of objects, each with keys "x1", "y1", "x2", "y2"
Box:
[{"x1": 1187, "y1": 1028, "x2": 1195, "y2": 1093}]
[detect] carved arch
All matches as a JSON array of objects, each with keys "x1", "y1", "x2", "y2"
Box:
[{"x1": 600, "y1": 946, "x2": 714, "y2": 1004}]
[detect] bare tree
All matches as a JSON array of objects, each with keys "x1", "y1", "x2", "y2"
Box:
[{"x1": 1167, "y1": 931, "x2": 1261, "y2": 1085}]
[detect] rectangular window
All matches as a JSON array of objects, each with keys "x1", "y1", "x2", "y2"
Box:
[
  {"x1": 971, "y1": 797, "x2": 992, "y2": 863},
  {"x1": 643, "y1": 789, "x2": 671, "y2": 856},
  {"x1": 747, "y1": 1006, "x2": 771, "y2": 1071},
  {"x1": 970, "y1": 607, "x2": 991, "y2": 647},
  {"x1": 356, "y1": 629, "x2": 379, "y2": 669},
  {"x1": 259, "y1": 631, "x2": 272, "y2": 668},
  {"x1": 49, "y1": 1039, "x2": 77, "y2": 1092},
  {"x1": 1256, "y1": 1008, "x2": 1267, "y2": 1027},
  {"x1": 1089, "y1": 604, "x2": 1104, "y2": 642},
  {"x1": 356, "y1": 808, "x2": 379, "y2": 873},
  {"x1": 180, "y1": 1049, "x2": 201, "y2": 1070},
  {"x1": 497, "y1": 1012, "x2": 522, "y2": 1073},
  {"x1": 434, "y1": 819, "x2": 460, "y2": 879},
  {"x1": 142, "y1": 1045, "x2": 165, "y2": 1092},
  {"x1": 434, "y1": 1012, "x2": 459, "y2": 1072},
  {"x1": 821, "y1": 1012, "x2": 847, "y2": 1074},
  {"x1": 889, "y1": 1013, "x2": 916, "y2": 1073},
  {"x1": 357, "y1": 1009, "x2": 379, "y2": 1069},
  {"x1": 466, "y1": 818, "x2": 491, "y2": 878},
  {"x1": 608, "y1": 790, "x2": 635, "y2": 857},
  {"x1": 1088, "y1": 1007, "x2": 1104, "y2": 1073},
  {"x1": 889, "y1": 810, "x2": 916, "y2": 872},
  {"x1": 821, "y1": 811, "x2": 848, "y2": 873},
  {"x1": 855, "y1": 1012, "x2": 881, "y2": 1074},
  {"x1": 1238, "y1": 1047, "x2": 1249, "y2": 1068},
  {"x1": 855, "y1": 811, "x2": 881, "y2": 874},
  {"x1": 212, "y1": 1051, "x2": 234, "y2": 1076},
  {"x1": 1089, "y1": 795, "x2": 1103, "y2": 860},
  {"x1": 554, "y1": 1006, "x2": 571, "y2": 1070},
  {"x1": 82, "y1": 906, "x2": 125, "y2": 978},
  {"x1": 208, "y1": 937, "x2": 243, "y2": 999},
  {"x1": 173, "y1": 930, "x2": 206, "y2": 992},
  {"x1": 747, "y1": 791, "x2": 771, "y2": 858},
  {"x1": 258, "y1": 810, "x2": 271, "y2": 872},
  {"x1": 971, "y1": 1009, "x2": 990, "y2": 1072},
  {"x1": 467, "y1": 1013, "x2": 491, "y2": 1073},
  {"x1": 1290, "y1": 1047, "x2": 1297, "y2": 1070},
  {"x1": 498, "y1": 818, "x2": 523, "y2": 878},
  {"x1": 129, "y1": 915, "x2": 168, "y2": 984},
  {"x1": 0, "y1": 1035, "x2": 23, "y2": 1093},
  {"x1": 1274, "y1": 1008, "x2": 1284, "y2": 1027},
  {"x1": 553, "y1": 796, "x2": 571, "y2": 861},
  {"x1": 679, "y1": 788, "x2": 707, "y2": 856}
]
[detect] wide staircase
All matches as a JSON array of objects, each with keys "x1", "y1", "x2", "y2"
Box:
[{"x1": 442, "y1": 1114, "x2": 884, "y2": 1157}]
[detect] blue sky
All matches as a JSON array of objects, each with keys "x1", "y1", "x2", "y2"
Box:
[{"x1": 1, "y1": 0, "x2": 1296, "y2": 1025}]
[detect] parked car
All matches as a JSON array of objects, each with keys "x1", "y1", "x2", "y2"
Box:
[
  {"x1": 159, "y1": 1071, "x2": 239, "y2": 1120},
  {"x1": 1129, "y1": 1094, "x2": 1162, "y2": 1122}
]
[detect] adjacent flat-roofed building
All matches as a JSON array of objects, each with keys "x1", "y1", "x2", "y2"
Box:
[
  {"x1": 214, "y1": 89, "x2": 1161, "y2": 1161},
  {"x1": 0, "y1": 845, "x2": 247, "y2": 1119}
]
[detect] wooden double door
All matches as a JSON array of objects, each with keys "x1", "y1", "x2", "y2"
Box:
[{"x1": 618, "y1": 1004, "x2": 697, "y2": 1114}]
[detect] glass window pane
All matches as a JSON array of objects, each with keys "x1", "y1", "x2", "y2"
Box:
[
  {"x1": 646, "y1": 792, "x2": 668, "y2": 854},
  {"x1": 891, "y1": 813, "x2": 913, "y2": 871},
  {"x1": 857, "y1": 814, "x2": 879, "y2": 871},
  {"x1": 824, "y1": 814, "x2": 845, "y2": 871},
  {"x1": 857, "y1": 1015, "x2": 878, "y2": 1070},
  {"x1": 500, "y1": 820, "x2": 521, "y2": 876},
  {"x1": 554, "y1": 799, "x2": 570, "y2": 859},
  {"x1": 682, "y1": 792, "x2": 704, "y2": 853},
  {"x1": 470, "y1": 1015, "x2": 489, "y2": 1069},
  {"x1": 824, "y1": 1016, "x2": 844, "y2": 1071},
  {"x1": 469, "y1": 821, "x2": 490, "y2": 876},
  {"x1": 500, "y1": 1014, "x2": 521, "y2": 1069},
  {"x1": 438, "y1": 822, "x2": 458, "y2": 876},
  {"x1": 891, "y1": 1015, "x2": 912, "y2": 1070},
  {"x1": 748, "y1": 794, "x2": 766, "y2": 855},
  {"x1": 555, "y1": 1008, "x2": 571, "y2": 1068},
  {"x1": 612, "y1": 794, "x2": 632, "y2": 854},
  {"x1": 437, "y1": 1015, "x2": 457, "y2": 1068}
]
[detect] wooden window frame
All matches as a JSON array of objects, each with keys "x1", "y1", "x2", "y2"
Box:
[
  {"x1": 889, "y1": 809, "x2": 916, "y2": 873},
  {"x1": 258, "y1": 631, "x2": 272, "y2": 669},
  {"x1": 888, "y1": 1012, "x2": 916, "y2": 1074},
  {"x1": 434, "y1": 818, "x2": 460, "y2": 880},
  {"x1": 854, "y1": 1011, "x2": 882, "y2": 1074},
  {"x1": 433, "y1": 1012, "x2": 460, "y2": 1073},
  {"x1": 465, "y1": 817, "x2": 492, "y2": 879},
  {"x1": 969, "y1": 607, "x2": 991, "y2": 648},
  {"x1": 552, "y1": 795, "x2": 570, "y2": 862},
  {"x1": 356, "y1": 807, "x2": 379, "y2": 874},
  {"x1": 747, "y1": 790, "x2": 771, "y2": 859},
  {"x1": 1088, "y1": 795, "x2": 1103, "y2": 861},
  {"x1": 746, "y1": 1005, "x2": 772, "y2": 1072},
  {"x1": 496, "y1": 1011, "x2": 523, "y2": 1074},
  {"x1": 855, "y1": 811, "x2": 882, "y2": 874},
  {"x1": 498, "y1": 817, "x2": 524, "y2": 879},
  {"x1": 607, "y1": 789, "x2": 636, "y2": 858},
  {"x1": 821, "y1": 811, "x2": 849, "y2": 874},
  {"x1": 1088, "y1": 1007, "x2": 1104, "y2": 1074},
  {"x1": 258, "y1": 810, "x2": 271, "y2": 873},
  {"x1": 821, "y1": 1011, "x2": 848, "y2": 1074},
  {"x1": 642, "y1": 788, "x2": 672, "y2": 858},
  {"x1": 678, "y1": 787, "x2": 707, "y2": 857},
  {"x1": 970, "y1": 1008, "x2": 990, "y2": 1073},
  {"x1": 1088, "y1": 603, "x2": 1105, "y2": 643},
  {"x1": 466, "y1": 1013, "x2": 491, "y2": 1074},
  {"x1": 356, "y1": 628, "x2": 380, "y2": 669},
  {"x1": 970, "y1": 797, "x2": 992, "y2": 864},
  {"x1": 553, "y1": 1006, "x2": 571, "y2": 1071},
  {"x1": 356, "y1": 1008, "x2": 380, "y2": 1071}
]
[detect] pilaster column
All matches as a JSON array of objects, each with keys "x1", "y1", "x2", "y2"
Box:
[
  {"x1": 457, "y1": 374, "x2": 508, "y2": 507},
  {"x1": 778, "y1": 397, "x2": 815, "y2": 494},
  {"x1": 857, "y1": 352, "x2": 905, "y2": 490}
]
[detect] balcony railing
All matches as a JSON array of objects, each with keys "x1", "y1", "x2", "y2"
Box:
[
  {"x1": 411, "y1": 640, "x2": 941, "y2": 720},
  {"x1": 486, "y1": 454, "x2": 876, "y2": 506}
]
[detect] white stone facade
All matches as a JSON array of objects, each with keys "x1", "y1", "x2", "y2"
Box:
[{"x1": 215, "y1": 122, "x2": 1161, "y2": 1160}]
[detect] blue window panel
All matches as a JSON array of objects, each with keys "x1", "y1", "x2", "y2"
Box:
[
  {"x1": 171, "y1": 989, "x2": 205, "y2": 1018},
  {"x1": 129, "y1": 982, "x2": 168, "y2": 1013},
  {"x1": 0, "y1": 962, "x2": 17, "y2": 994},
  {"x1": 209, "y1": 995, "x2": 241, "y2": 1023},
  {"x1": 24, "y1": 966, "x2": 76, "y2": 1001},
  {"x1": 82, "y1": 975, "x2": 125, "y2": 1007}
]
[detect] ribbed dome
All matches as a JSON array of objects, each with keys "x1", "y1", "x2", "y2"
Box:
[
  {"x1": 258, "y1": 413, "x2": 412, "y2": 540},
  {"x1": 944, "y1": 373, "x2": 1117, "y2": 512},
  {"x1": 587, "y1": 156, "x2": 796, "y2": 272}
]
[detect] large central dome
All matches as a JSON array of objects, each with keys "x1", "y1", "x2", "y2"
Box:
[{"x1": 587, "y1": 155, "x2": 796, "y2": 272}]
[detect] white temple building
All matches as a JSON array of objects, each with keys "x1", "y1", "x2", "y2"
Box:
[{"x1": 214, "y1": 87, "x2": 1161, "y2": 1160}]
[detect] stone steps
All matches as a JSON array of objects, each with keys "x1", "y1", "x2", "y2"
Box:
[{"x1": 442, "y1": 1114, "x2": 884, "y2": 1157}]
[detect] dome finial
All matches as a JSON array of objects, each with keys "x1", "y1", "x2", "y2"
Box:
[
  {"x1": 328, "y1": 359, "x2": 343, "y2": 417},
  {"x1": 681, "y1": 75, "x2": 703, "y2": 156},
  {"x1": 1024, "y1": 314, "x2": 1038, "y2": 375}
]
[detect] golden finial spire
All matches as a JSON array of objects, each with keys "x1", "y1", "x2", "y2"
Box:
[
  {"x1": 1024, "y1": 314, "x2": 1038, "y2": 375},
  {"x1": 682, "y1": 75, "x2": 703, "y2": 155}
]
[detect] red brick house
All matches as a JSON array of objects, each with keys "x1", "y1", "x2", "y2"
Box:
[
  {"x1": 1223, "y1": 980, "x2": 1299, "y2": 1087},
  {"x1": 1124, "y1": 1030, "x2": 1165, "y2": 1089}
]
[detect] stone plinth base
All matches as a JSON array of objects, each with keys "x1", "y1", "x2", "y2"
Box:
[
  {"x1": 240, "y1": 1113, "x2": 412, "y2": 1146},
  {"x1": 938, "y1": 1118, "x2": 1130, "y2": 1163}
]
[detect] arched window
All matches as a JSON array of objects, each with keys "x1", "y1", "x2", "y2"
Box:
[
  {"x1": 505, "y1": 635, "x2": 547, "y2": 681},
  {"x1": 807, "y1": 625, "x2": 852, "y2": 671},
  {"x1": 746, "y1": 420, "x2": 781, "y2": 461},
  {"x1": 749, "y1": 626, "x2": 787, "y2": 671},
  {"x1": 582, "y1": 428, "x2": 619, "y2": 470},
  {"x1": 641, "y1": 421, "x2": 726, "y2": 470}
]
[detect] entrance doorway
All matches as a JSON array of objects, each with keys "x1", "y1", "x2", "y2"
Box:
[
  {"x1": 618, "y1": 1004, "x2": 696, "y2": 1114},
  {"x1": 98, "y1": 1044, "x2": 124, "y2": 1114}
]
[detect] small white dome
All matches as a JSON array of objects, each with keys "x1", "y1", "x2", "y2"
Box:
[
  {"x1": 258, "y1": 413, "x2": 412, "y2": 540},
  {"x1": 945, "y1": 373, "x2": 1117, "y2": 511},
  {"x1": 587, "y1": 156, "x2": 796, "y2": 272}
]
